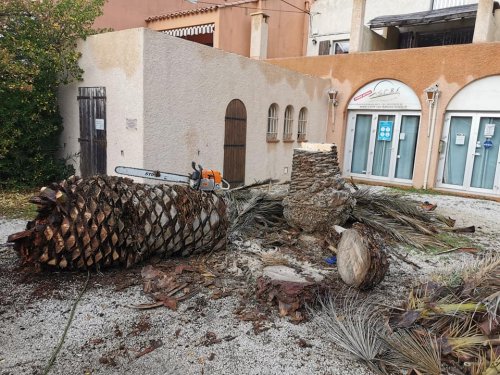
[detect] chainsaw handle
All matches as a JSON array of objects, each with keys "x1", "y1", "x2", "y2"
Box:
[
  {"x1": 190, "y1": 162, "x2": 203, "y2": 190},
  {"x1": 221, "y1": 179, "x2": 230, "y2": 190}
]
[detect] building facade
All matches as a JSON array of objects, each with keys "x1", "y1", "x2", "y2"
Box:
[
  {"x1": 59, "y1": 28, "x2": 330, "y2": 186},
  {"x1": 270, "y1": 40, "x2": 500, "y2": 198},
  {"x1": 93, "y1": 0, "x2": 310, "y2": 59}
]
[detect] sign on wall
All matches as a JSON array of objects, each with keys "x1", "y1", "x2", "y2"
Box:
[
  {"x1": 348, "y1": 79, "x2": 421, "y2": 111},
  {"x1": 378, "y1": 121, "x2": 393, "y2": 141}
]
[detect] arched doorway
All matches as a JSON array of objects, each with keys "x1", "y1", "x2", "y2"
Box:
[
  {"x1": 437, "y1": 76, "x2": 500, "y2": 195},
  {"x1": 344, "y1": 79, "x2": 422, "y2": 183},
  {"x1": 223, "y1": 99, "x2": 247, "y2": 187}
]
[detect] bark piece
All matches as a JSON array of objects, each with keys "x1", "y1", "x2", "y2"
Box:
[{"x1": 336, "y1": 223, "x2": 389, "y2": 290}]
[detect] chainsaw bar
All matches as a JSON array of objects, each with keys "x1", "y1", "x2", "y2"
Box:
[{"x1": 115, "y1": 166, "x2": 191, "y2": 184}]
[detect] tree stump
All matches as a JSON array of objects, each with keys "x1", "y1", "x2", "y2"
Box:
[
  {"x1": 283, "y1": 145, "x2": 355, "y2": 233},
  {"x1": 336, "y1": 223, "x2": 389, "y2": 290}
]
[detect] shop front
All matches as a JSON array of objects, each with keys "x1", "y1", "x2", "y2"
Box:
[
  {"x1": 344, "y1": 79, "x2": 422, "y2": 184},
  {"x1": 437, "y1": 76, "x2": 500, "y2": 196}
]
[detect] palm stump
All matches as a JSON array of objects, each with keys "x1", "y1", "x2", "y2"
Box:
[{"x1": 8, "y1": 175, "x2": 228, "y2": 270}]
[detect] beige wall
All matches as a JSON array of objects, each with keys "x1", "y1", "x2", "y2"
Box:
[
  {"x1": 268, "y1": 42, "x2": 500, "y2": 192},
  {"x1": 142, "y1": 29, "x2": 329, "y2": 183},
  {"x1": 59, "y1": 29, "x2": 146, "y2": 176},
  {"x1": 59, "y1": 28, "x2": 330, "y2": 184}
]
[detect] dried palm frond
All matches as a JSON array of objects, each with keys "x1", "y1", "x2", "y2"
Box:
[
  {"x1": 350, "y1": 188, "x2": 446, "y2": 250},
  {"x1": 309, "y1": 294, "x2": 388, "y2": 374},
  {"x1": 382, "y1": 330, "x2": 442, "y2": 375},
  {"x1": 350, "y1": 207, "x2": 445, "y2": 250},
  {"x1": 224, "y1": 190, "x2": 286, "y2": 237},
  {"x1": 352, "y1": 188, "x2": 434, "y2": 224},
  {"x1": 461, "y1": 253, "x2": 500, "y2": 299}
]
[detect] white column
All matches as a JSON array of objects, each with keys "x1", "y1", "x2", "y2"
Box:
[
  {"x1": 349, "y1": 0, "x2": 367, "y2": 53},
  {"x1": 250, "y1": 12, "x2": 269, "y2": 60}
]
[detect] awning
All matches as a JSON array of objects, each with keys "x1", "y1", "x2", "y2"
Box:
[
  {"x1": 369, "y1": 4, "x2": 478, "y2": 28},
  {"x1": 162, "y1": 23, "x2": 215, "y2": 37}
]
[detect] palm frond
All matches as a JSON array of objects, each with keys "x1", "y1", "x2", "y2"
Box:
[
  {"x1": 309, "y1": 293, "x2": 388, "y2": 374},
  {"x1": 224, "y1": 189, "x2": 286, "y2": 236},
  {"x1": 382, "y1": 330, "x2": 442, "y2": 375},
  {"x1": 350, "y1": 188, "x2": 448, "y2": 250}
]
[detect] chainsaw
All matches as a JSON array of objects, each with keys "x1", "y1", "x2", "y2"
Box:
[{"x1": 115, "y1": 162, "x2": 230, "y2": 191}]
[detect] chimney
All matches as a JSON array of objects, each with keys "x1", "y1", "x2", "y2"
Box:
[
  {"x1": 349, "y1": 0, "x2": 367, "y2": 53},
  {"x1": 250, "y1": 12, "x2": 269, "y2": 59}
]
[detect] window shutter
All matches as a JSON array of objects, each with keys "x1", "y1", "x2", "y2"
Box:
[{"x1": 318, "y1": 40, "x2": 331, "y2": 55}]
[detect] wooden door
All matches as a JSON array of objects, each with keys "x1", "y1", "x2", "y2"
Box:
[
  {"x1": 223, "y1": 99, "x2": 247, "y2": 187},
  {"x1": 78, "y1": 87, "x2": 107, "y2": 177}
]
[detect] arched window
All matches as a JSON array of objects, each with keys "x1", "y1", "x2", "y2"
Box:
[
  {"x1": 298, "y1": 107, "x2": 307, "y2": 141},
  {"x1": 283, "y1": 105, "x2": 294, "y2": 141},
  {"x1": 267, "y1": 103, "x2": 279, "y2": 141}
]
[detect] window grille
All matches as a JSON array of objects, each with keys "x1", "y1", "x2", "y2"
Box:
[
  {"x1": 267, "y1": 104, "x2": 279, "y2": 141},
  {"x1": 283, "y1": 106, "x2": 294, "y2": 141},
  {"x1": 298, "y1": 107, "x2": 307, "y2": 141}
]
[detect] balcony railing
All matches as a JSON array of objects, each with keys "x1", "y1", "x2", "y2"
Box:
[{"x1": 432, "y1": 0, "x2": 477, "y2": 10}]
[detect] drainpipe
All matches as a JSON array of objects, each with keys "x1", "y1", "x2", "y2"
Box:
[{"x1": 423, "y1": 84, "x2": 440, "y2": 190}]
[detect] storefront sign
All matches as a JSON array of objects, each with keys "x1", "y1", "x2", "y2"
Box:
[{"x1": 348, "y1": 79, "x2": 421, "y2": 110}]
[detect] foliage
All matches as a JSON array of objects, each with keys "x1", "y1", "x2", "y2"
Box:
[
  {"x1": 0, "y1": 0, "x2": 106, "y2": 188},
  {"x1": 0, "y1": 189, "x2": 37, "y2": 219}
]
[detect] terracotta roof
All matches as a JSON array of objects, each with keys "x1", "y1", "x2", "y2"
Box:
[{"x1": 146, "y1": 0, "x2": 258, "y2": 22}]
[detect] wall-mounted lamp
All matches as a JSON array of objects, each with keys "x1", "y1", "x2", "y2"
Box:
[
  {"x1": 327, "y1": 88, "x2": 338, "y2": 106},
  {"x1": 424, "y1": 83, "x2": 439, "y2": 104},
  {"x1": 312, "y1": 38, "x2": 317, "y2": 45}
]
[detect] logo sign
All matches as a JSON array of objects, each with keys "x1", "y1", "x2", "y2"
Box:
[
  {"x1": 378, "y1": 121, "x2": 393, "y2": 141},
  {"x1": 348, "y1": 79, "x2": 421, "y2": 110},
  {"x1": 484, "y1": 139, "x2": 493, "y2": 149}
]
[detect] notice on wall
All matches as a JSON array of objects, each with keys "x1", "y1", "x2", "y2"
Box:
[
  {"x1": 455, "y1": 133, "x2": 466, "y2": 145},
  {"x1": 95, "y1": 118, "x2": 105, "y2": 130},
  {"x1": 484, "y1": 123, "x2": 496, "y2": 138},
  {"x1": 377, "y1": 121, "x2": 393, "y2": 141},
  {"x1": 399, "y1": 132, "x2": 406, "y2": 140}
]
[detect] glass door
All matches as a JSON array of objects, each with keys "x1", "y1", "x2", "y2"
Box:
[
  {"x1": 346, "y1": 112, "x2": 420, "y2": 182},
  {"x1": 439, "y1": 114, "x2": 500, "y2": 194},
  {"x1": 470, "y1": 118, "x2": 500, "y2": 190},
  {"x1": 442, "y1": 116, "x2": 473, "y2": 186}
]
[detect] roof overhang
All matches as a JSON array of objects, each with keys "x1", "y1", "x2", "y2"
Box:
[{"x1": 369, "y1": 4, "x2": 479, "y2": 29}]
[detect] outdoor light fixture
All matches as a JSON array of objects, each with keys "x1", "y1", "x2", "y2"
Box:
[
  {"x1": 328, "y1": 88, "x2": 338, "y2": 106},
  {"x1": 312, "y1": 38, "x2": 317, "y2": 45},
  {"x1": 424, "y1": 83, "x2": 439, "y2": 104}
]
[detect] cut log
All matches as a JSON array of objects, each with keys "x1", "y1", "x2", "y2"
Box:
[
  {"x1": 336, "y1": 223, "x2": 389, "y2": 290},
  {"x1": 8, "y1": 175, "x2": 228, "y2": 271}
]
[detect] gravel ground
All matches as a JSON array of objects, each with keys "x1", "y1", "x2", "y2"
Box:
[{"x1": 1, "y1": 190, "x2": 499, "y2": 375}]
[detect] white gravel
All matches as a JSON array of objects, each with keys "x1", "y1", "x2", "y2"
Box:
[{"x1": 1, "y1": 190, "x2": 499, "y2": 375}]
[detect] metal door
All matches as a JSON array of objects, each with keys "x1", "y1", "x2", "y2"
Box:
[
  {"x1": 223, "y1": 99, "x2": 247, "y2": 187},
  {"x1": 78, "y1": 87, "x2": 107, "y2": 177}
]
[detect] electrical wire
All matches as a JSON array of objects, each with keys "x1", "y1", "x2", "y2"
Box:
[
  {"x1": 42, "y1": 271, "x2": 91, "y2": 375},
  {"x1": 181, "y1": 0, "x2": 309, "y2": 14}
]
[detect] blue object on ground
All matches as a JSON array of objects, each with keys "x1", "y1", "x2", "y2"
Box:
[{"x1": 325, "y1": 256, "x2": 337, "y2": 265}]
